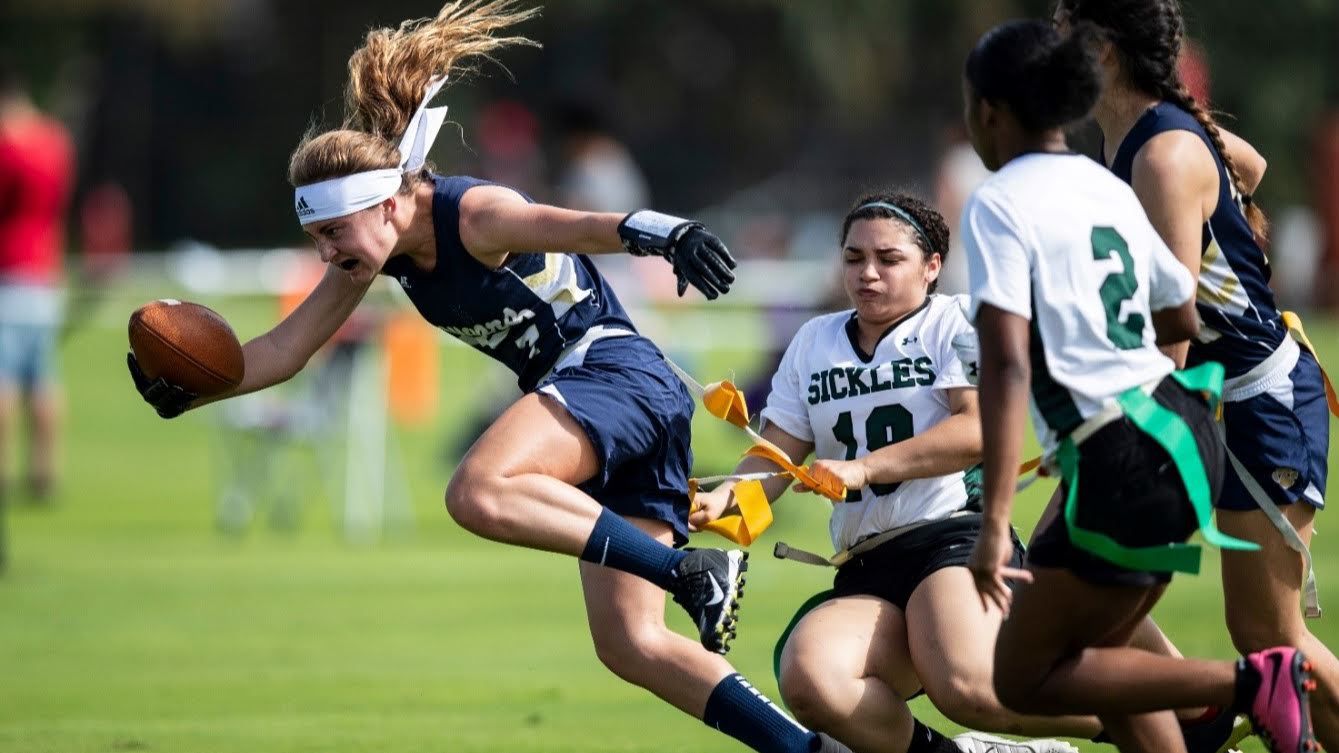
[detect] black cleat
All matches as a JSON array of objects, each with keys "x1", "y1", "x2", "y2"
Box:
[
  {"x1": 670, "y1": 548, "x2": 747, "y2": 654},
  {"x1": 1181, "y1": 707, "x2": 1248, "y2": 753}
]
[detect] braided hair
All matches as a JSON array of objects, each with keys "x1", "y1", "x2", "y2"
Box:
[{"x1": 1058, "y1": 0, "x2": 1268, "y2": 241}]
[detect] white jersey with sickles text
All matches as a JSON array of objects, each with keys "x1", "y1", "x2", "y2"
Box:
[
  {"x1": 759, "y1": 294, "x2": 977, "y2": 552},
  {"x1": 961, "y1": 152, "x2": 1197, "y2": 455}
]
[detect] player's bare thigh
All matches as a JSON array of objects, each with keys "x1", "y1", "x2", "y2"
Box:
[
  {"x1": 780, "y1": 595, "x2": 919, "y2": 702},
  {"x1": 457, "y1": 392, "x2": 600, "y2": 484}
]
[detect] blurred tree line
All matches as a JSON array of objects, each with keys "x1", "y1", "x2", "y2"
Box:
[{"x1": 1, "y1": 0, "x2": 1336, "y2": 250}]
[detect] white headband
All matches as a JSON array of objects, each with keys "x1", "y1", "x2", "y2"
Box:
[{"x1": 294, "y1": 76, "x2": 449, "y2": 225}]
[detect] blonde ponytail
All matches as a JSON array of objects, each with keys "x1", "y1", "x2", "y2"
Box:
[
  {"x1": 289, "y1": 1, "x2": 539, "y2": 188},
  {"x1": 344, "y1": 1, "x2": 540, "y2": 140}
]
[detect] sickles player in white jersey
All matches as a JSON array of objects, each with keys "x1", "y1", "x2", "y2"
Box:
[
  {"x1": 691, "y1": 191, "x2": 1096, "y2": 753},
  {"x1": 960, "y1": 19, "x2": 1316, "y2": 753}
]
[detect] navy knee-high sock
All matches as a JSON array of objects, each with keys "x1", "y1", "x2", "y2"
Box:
[
  {"x1": 580, "y1": 508, "x2": 687, "y2": 590},
  {"x1": 703, "y1": 674, "x2": 818, "y2": 753}
]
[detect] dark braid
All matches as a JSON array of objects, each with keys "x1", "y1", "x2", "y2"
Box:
[
  {"x1": 1059, "y1": 0, "x2": 1268, "y2": 241},
  {"x1": 1158, "y1": 82, "x2": 1268, "y2": 240}
]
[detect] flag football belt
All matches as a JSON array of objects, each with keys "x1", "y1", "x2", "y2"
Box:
[
  {"x1": 1055, "y1": 362, "x2": 1258, "y2": 577},
  {"x1": 772, "y1": 510, "x2": 979, "y2": 568}
]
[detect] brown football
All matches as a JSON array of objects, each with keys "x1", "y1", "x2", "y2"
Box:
[{"x1": 128, "y1": 299, "x2": 244, "y2": 396}]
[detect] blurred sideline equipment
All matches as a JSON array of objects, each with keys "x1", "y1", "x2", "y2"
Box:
[{"x1": 213, "y1": 265, "x2": 418, "y2": 541}]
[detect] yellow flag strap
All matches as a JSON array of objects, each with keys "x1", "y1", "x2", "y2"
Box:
[
  {"x1": 1283, "y1": 311, "x2": 1339, "y2": 418},
  {"x1": 668, "y1": 357, "x2": 845, "y2": 546},
  {"x1": 688, "y1": 478, "x2": 774, "y2": 546}
]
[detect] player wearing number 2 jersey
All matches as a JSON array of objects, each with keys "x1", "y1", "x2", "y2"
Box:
[
  {"x1": 692, "y1": 192, "x2": 1093, "y2": 753},
  {"x1": 961, "y1": 19, "x2": 1316, "y2": 753}
]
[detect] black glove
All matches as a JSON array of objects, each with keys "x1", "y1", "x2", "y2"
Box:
[
  {"x1": 127, "y1": 352, "x2": 197, "y2": 419},
  {"x1": 618, "y1": 210, "x2": 737, "y2": 300}
]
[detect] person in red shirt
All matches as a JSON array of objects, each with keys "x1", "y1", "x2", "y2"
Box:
[{"x1": 0, "y1": 60, "x2": 75, "y2": 504}]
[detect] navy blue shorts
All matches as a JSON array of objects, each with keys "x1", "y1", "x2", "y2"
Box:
[
  {"x1": 1220, "y1": 350, "x2": 1330, "y2": 511},
  {"x1": 537, "y1": 335, "x2": 695, "y2": 545}
]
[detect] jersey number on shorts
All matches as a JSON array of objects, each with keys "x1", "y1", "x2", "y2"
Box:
[
  {"x1": 1091, "y1": 226, "x2": 1146, "y2": 350},
  {"x1": 832, "y1": 404, "x2": 913, "y2": 501}
]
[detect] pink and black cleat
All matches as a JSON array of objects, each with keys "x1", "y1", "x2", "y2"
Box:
[{"x1": 1240, "y1": 647, "x2": 1322, "y2": 753}]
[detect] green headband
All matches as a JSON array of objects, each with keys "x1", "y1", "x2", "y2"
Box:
[{"x1": 854, "y1": 201, "x2": 935, "y2": 254}]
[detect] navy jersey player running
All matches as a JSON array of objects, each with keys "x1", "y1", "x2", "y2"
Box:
[
  {"x1": 1056, "y1": 0, "x2": 1336, "y2": 747},
  {"x1": 959, "y1": 19, "x2": 1316, "y2": 753},
  {"x1": 126, "y1": 4, "x2": 851, "y2": 753}
]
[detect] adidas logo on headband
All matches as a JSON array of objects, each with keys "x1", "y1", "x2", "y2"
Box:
[{"x1": 292, "y1": 76, "x2": 448, "y2": 225}]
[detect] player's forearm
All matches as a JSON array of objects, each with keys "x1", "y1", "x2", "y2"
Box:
[
  {"x1": 859, "y1": 412, "x2": 982, "y2": 485},
  {"x1": 710, "y1": 454, "x2": 794, "y2": 508},
  {"x1": 191, "y1": 334, "x2": 297, "y2": 408},
  {"x1": 978, "y1": 356, "x2": 1028, "y2": 530},
  {"x1": 523, "y1": 207, "x2": 626, "y2": 254},
  {"x1": 726, "y1": 424, "x2": 814, "y2": 503}
]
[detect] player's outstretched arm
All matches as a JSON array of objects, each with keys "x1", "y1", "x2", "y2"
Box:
[
  {"x1": 134, "y1": 265, "x2": 373, "y2": 418},
  {"x1": 218, "y1": 265, "x2": 373, "y2": 402},
  {"x1": 457, "y1": 184, "x2": 736, "y2": 299},
  {"x1": 688, "y1": 423, "x2": 813, "y2": 532}
]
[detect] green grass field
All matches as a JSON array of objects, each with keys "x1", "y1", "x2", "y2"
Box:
[{"x1": 1, "y1": 288, "x2": 1335, "y2": 753}]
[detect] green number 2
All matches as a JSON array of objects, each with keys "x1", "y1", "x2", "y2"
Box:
[
  {"x1": 1091, "y1": 226, "x2": 1146, "y2": 350},
  {"x1": 832, "y1": 404, "x2": 914, "y2": 500}
]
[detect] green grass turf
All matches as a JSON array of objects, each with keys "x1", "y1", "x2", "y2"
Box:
[{"x1": 1, "y1": 288, "x2": 1336, "y2": 752}]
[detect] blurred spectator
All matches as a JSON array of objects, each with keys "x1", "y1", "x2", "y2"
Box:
[
  {"x1": 1315, "y1": 111, "x2": 1339, "y2": 309},
  {"x1": 932, "y1": 124, "x2": 991, "y2": 296},
  {"x1": 550, "y1": 101, "x2": 674, "y2": 299},
  {"x1": 553, "y1": 101, "x2": 650, "y2": 213},
  {"x1": 1270, "y1": 205, "x2": 1322, "y2": 309},
  {"x1": 61, "y1": 182, "x2": 133, "y2": 342},
  {"x1": 0, "y1": 60, "x2": 75, "y2": 504},
  {"x1": 1178, "y1": 39, "x2": 1212, "y2": 104},
  {"x1": 476, "y1": 99, "x2": 546, "y2": 198}
]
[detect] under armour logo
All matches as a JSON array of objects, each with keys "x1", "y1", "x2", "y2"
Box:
[{"x1": 295, "y1": 196, "x2": 315, "y2": 219}]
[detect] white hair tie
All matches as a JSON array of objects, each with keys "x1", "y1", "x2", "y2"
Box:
[{"x1": 293, "y1": 76, "x2": 448, "y2": 225}]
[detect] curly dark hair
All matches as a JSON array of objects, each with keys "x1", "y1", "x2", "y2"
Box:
[
  {"x1": 965, "y1": 19, "x2": 1104, "y2": 133},
  {"x1": 1057, "y1": 0, "x2": 1268, "y2": 240},
  {"x1": 840, "y1": 191, "x2": 950, "y2": 294}
]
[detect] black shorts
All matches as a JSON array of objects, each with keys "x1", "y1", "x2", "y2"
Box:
[
  {"x1": 772, "y1": 512, "x2": 1025, "y2": 688},
  {"x1": 1028, "y1": 377, "x2": 1225, "y2": 587},
  {"x1": 833, "y1": 513, "x2": 1025, "y2": 610}
]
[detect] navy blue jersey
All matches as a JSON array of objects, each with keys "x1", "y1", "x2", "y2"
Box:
[
  {"x1": 381, "y1": 175, "x2": 638, "y2": 392},
  {"x1": 1109, "y1": 103, "x2": 1285, "y2": 378}
]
